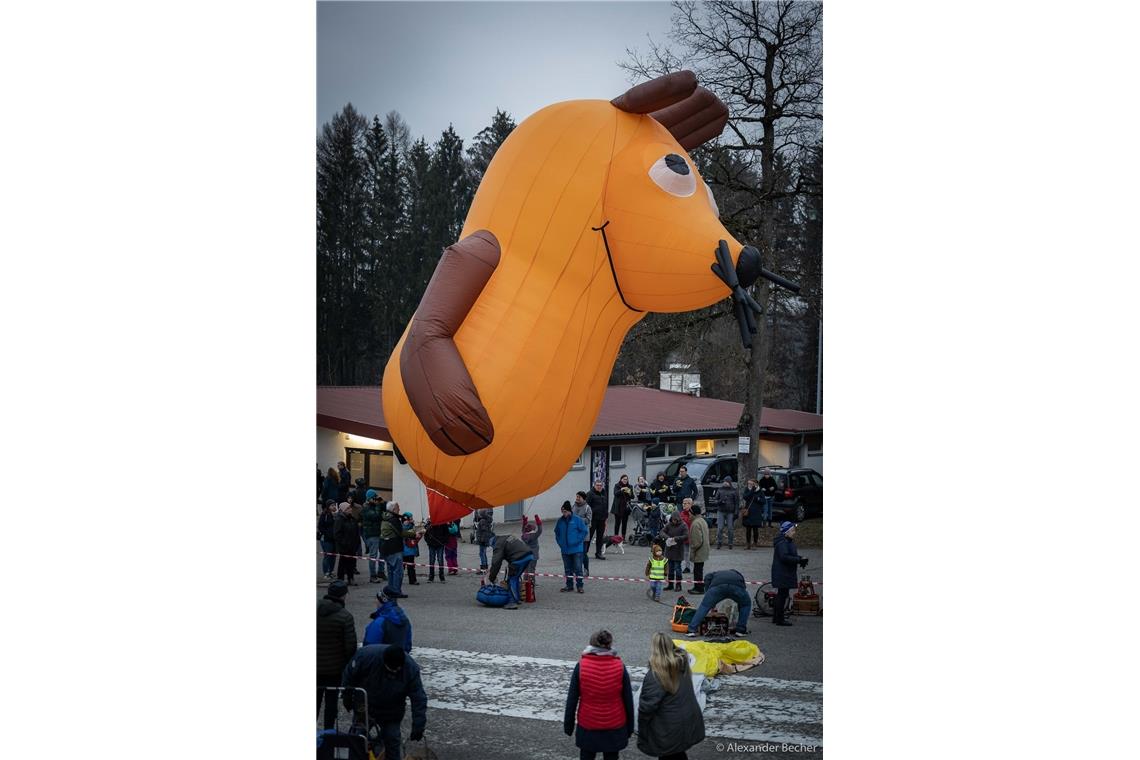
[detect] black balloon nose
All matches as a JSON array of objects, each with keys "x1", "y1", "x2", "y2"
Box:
[{"x1": 735, "y1": 245, "x2": 761, "y2": 289}]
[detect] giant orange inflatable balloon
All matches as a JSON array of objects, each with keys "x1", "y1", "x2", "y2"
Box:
[{"x1": 382, "y1": 71, "x2": 795, "y2": 523}]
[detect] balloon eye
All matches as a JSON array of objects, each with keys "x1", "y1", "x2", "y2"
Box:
[
  {"x1": 705, "y1": 182, "x2": 720, "y2": 218},
  {"x1": 648, "y1": 154, "x2": 696, "y2": 197}
]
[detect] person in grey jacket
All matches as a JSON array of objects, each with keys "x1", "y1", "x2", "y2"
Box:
[
  {"x1": 637, "y1": 633, "x2": 705, "y2": 759},
  {"x1": 474, "y1": 508, "x2": 495, "y2": 570},
  {"x1": 713, "y1": 477, "x2": 740, "y2": 550},
  {"x1": 520, "y1": 514, "x2": 543, "y2": 588},
  {"x1": 572, "y1": 491, "x2": 594, "y2": 576}
]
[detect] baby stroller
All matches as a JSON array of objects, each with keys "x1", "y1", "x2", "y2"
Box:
[{"x1": 628, "y1": 503, "x2": 653, "y2": 546}]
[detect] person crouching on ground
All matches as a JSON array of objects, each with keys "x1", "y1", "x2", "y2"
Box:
[
  {"x1": 555, "y1": 501, "x2": 588, "y2": 594},
  {"x1": 771, "y1": 521, "x2": 809, "y2": 626},
  {"x1": 521, "y1": 514, "x2": 543, "y2": 589},
  {"x1": 645, "y1": 543, "x2": 667, "y2": 602},
  {"x1": 341, "y1": 644, "x2": 427, "y2": 760},
  {"x1": 684, "y1": 569, "x2": 752, "y2": 638},
  {"x1": 363, "y1": 588, "x2": 412, "y2": 652},
  {"x1": 637, "y1": 633, "x2": 705, "y2": 760},
  {"x1": 564, "y1": 629, "x2": 634, "y2": 760},
  {"x1": 486, "y1": 533, "x2": 535, "y2": 610},
  {"x1": 661, "y1": 512, "x2": 689, "y2": 592}
]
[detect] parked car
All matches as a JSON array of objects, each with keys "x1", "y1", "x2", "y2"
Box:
[{"x1": 659, "y1": 455, "x2": 823, "y2": 522}]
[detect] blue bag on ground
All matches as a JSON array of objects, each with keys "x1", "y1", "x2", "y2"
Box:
[{"x1": 476, "y1": 584, "x2": 511, "y2": 607}]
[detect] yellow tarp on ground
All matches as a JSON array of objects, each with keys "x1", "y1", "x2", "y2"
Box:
[{"x1": 673, "y1": 639, "x2": 764, "y2": 677}]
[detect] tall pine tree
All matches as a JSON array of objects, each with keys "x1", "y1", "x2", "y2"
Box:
[
  {"x1": 467, "y1": 109, "x2": 516, "y2": 185},
  {"x1": 317, "y1": 103, "x2": 368, "y2": 384}
]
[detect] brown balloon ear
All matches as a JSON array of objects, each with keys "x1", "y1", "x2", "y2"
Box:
[
  {"x1": 611, "y1": 70, "x2": 697, "y2": 115},
  {"x1": 650, "y1": 86, "x2": 729, "y2": 151}
]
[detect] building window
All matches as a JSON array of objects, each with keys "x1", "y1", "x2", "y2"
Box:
[
  {"x1": 570, "y1": 451, "x2": 585, "y2": 470},
  {"x1": 695, "y1": 439, "x2": 714, "y2": 455},
  {"x1": 645, "y1": 441, "x2": 688, "y2": 459},
  {"x1": 610, "y1": 446, "x2": 623, "y2": 463},
  {"x1": 345, "y1": 447, "x2": 394, "y2": 499}
]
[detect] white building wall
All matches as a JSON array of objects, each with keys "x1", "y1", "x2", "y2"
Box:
[
  {"x1": 804, "y1": 452, "x2": 823, "y2": 474},
  {"x1": 758, "y1": 439, "x2": 790, "y2": 469}
]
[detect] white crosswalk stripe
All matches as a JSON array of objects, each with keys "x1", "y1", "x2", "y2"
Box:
[{"x1": 414, "y1": 646, "x2": 822, "y2": 747}]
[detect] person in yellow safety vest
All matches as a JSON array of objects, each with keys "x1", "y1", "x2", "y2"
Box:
[{"x1": 645, "y1": 544, "x2": 668, "y2": 603}]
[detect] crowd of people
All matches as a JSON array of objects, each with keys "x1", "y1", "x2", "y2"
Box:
[{"x1": 317, "y1": 461, "x2": 813, "y2": 759}]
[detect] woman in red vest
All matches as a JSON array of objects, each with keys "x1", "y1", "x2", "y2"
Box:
[{"x1": 564, "y1": 629, "x2": 634, "y2": 760}]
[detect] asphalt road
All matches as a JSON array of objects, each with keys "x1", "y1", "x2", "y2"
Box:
[{"x1": 319, "y1": 525, "x2": 822, "y2": 759}]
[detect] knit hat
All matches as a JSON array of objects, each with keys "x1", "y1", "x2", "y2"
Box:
[
  {"x1": 402, "y1": 512, "x2": 413, "y2": 519},
  {"x1": 365, "y1": 489, "x2": 378, "y2": 501},
  {"x1": 338, "y1": 502, "x2": 352, "y2": 513},
  {"x1": 327, "y1": 580, "x2": 348, "y2": 599},
  {"x1": 691, "y1": 504, "x2": 702, "y2": 515},
  {"x1": 779, "y1": 521, "x2": 796, "y2": 534},
  {"x1": 376, "y1": 589, "x2": 393, "y2": 604},
  {"x1": 560, "y1": 501, "x2": 572, "y2": 513}
]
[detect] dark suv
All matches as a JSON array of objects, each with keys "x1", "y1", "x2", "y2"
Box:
[{"x1": 660, "y1": 455, "x2": 823, "y2": 522}]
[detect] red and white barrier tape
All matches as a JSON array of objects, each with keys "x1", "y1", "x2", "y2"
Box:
[{"x1": 318, "y1": 550, "x2": 820, "y2": 587}]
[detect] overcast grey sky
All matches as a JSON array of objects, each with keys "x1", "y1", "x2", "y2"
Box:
[{"x1": 317, "y1": 1, "x2": 678, "y2": 144}]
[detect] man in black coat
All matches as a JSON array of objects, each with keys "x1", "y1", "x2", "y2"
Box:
[
  {"x1": 316, "y1": 581, "x2": 357, "y2": 721},
  {"x1": 586, "y1": 480, "x2": 610, "y2": 561},
  {"x1": 771, "y1": 521, "x2": 809, "y2": 626},
  {"x1": 672, "y1": 465, "x2": 698, "y2": 505},
  {"x1": 342, "y1": 644, "x2": 428, "y2": 760}
]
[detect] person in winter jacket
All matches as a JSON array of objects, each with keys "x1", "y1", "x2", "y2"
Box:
[
  {"x1": 671, "y1": 465, "x2": 698, "y2": 506},
  {"x1": 564, "y1": 629, "x2": 634, "y2": 760},
  {"x1": 360, "y1": 490, "x2": 388, "y2": 583},
  {"x1": 713, "y1": 476, "x2": 740, "y2": 550},
  {"x1": 423, "y1": 519, "x2": 451, "y2": 583},
  {"x1": 363, "y1": 589, "x2": 413, "y2": 652},
  {"x1": 644, "y1": 502, "x2": 664, "y2": 540},
  {"x1": 741, "y1": 478, "x2": 765, "y2": 549},
  {"x1": 336, "y1": 461, "x2": 351, "y2": 502},
  {"x1": 771, "y1": 521, "x2": 808, "y2": 626},
  {"x1": 341, "y1": 645, "x2": 427, "y2": 760},
  {"x1": 316, "y1": 581, "x2": 356, "y2": 717},
  {"x1": 645, "y1": 543, "x2": 667, "y2": 602},
  {"x1": 555, "y1": 501, "x2": 589, "y2": 593},
  {"x1": 637, "y1": 633, "x2": 705, "y2": 759},
  {"x1": 444, "y1": 519, "x2": 460, "y2": 575},
  {"x1": 333, "y1": 503, "x2": 361, "y2": 584},
  {"x1": 686, "y1": 504, "x2": 710, "y2": 594},
  {"x1": 487, "y1": 534, "x2": 535, "y2": 609},
  {"x1": 401, "y1": 513, "x2": 423, "y2": 585},
  {"x1": 634, "y1": 475, "x2": 651, "y2": 504},
  {"x1": 379, "y1": 502, "x2": 414, "y2": 598},
  {"x1": 350, "y1": 477, "x2": 369, "y2": 505},
  {"x1": 611, "y1": 475, "x2": 634, "y2": 539},
  {"x1": 318, "y1": 500, "x2": 338, "y2": 579},
  {"x1": 684, "y1": 569, "x2": 752, "y2": 637},
  {"x1": 661, "y1": 512, "x2": 689, "y2": 592},
  {"x1": 649, "y1": 473, "x2": 671, "y2": 505},
  {"x1": 586, "y1": 481, "x2": 610, "y2": 560},
  {"x1": 572, "y1": 491, "x2": 594, "y2": 575},
  {"x1": 678, "y1": 498, "x2": 694, "y2": 573},
  {"x1": 758, "y1": 468, "x2": 779, "y2": 527},
  {"x1": 520, "y1": 514, "x2": 543, "y2": 588},
  {"x1": 321, "y1": 467, "x2": 339, "y2": 506},
  {"x1": 473, "y1": 509, "x2": 495, "y2": 571}
]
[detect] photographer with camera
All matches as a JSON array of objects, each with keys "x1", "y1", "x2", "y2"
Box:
[{"x1": 771, "y1": 521, "x2": 809, "y2": 627}]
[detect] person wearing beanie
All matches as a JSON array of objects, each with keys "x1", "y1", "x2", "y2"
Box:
[
  {"x1": 401, "y1": 513, "x2": 423, "y2": 586},
  {"x1": 684, "y1": 569, "x2": 752, "y2": 639},
  {"x1": 423, "y1": 518, "x2": 451, "y2": 583},
  {"x1": 564, "y1": 629, "x2": 634, "y2": 760},
  {"x1": 473, "y1": 508, "x2": 495, "y2": 571},
  {"x1": 686, "y1": 503, "x2": 710, "y2": 594},
  {"x1": 379, "y1": 501, "x2": 414, "y2": 598},
  {"x1": 520, "y1": 513, "x2": 544, "y2": 589},
  {"x1": 645, "y1": 543, "x2": 667, "y2": 602},
  {"x1": 771, "y1": 522, "x2": 808, "y2": 626},
  {"x1": 316, "y1": 581, "x2": 357, "y2": 720},
  {"x1": 661, "y1": 512, "x2": 689, "y2": 592},
  {"x1": 363, "y1": 589, "x2": 413, "y2": 652},
  {"x1": 555, "y1": 501, "x2": 589, "y2": 593},
  {"x1": 360, "y1": 490, "x2": 388, "y2": 584},
  {"x1": 341, "y1": 643, "x2": 428, "y2": 759},
  {"x1": 444, "y1": 519, "x2": 461, "y2": 576}
]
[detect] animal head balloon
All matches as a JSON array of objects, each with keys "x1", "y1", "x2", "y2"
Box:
[{"x1": 381, "y1": 71, "x2": 798, "y2": 523}]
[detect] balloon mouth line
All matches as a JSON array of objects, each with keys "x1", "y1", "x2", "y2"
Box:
[{"x1": 591, "y1": 220, "x2": 644, "y2": 314}]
